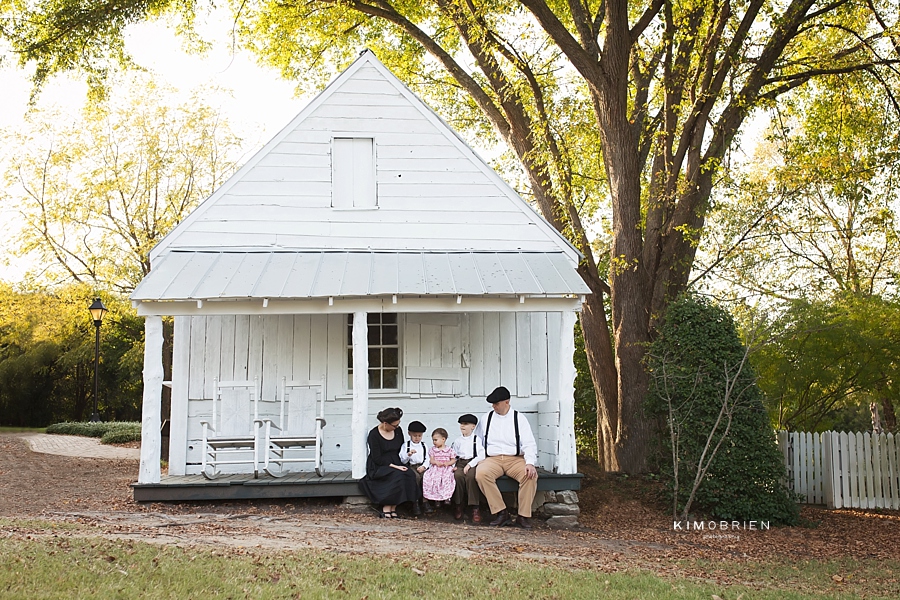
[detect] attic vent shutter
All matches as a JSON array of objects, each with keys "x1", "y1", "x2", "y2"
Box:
[{"x1": 332, "y1": 138, "x2": 376, "y2": 208}]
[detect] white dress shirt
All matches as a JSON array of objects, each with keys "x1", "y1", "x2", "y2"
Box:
[
  {"x1": 451, "y1": 433, "x2": 486, "y2": 467},
  {"x1": 475, "y1": 409, "x2": 538, "y2": 466},
  {"x1": 399, "y1": 440, "x2": 430, "y2": 469}
]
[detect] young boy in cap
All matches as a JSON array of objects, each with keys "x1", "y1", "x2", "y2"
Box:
[
  {"x1": 399, "y1": 420, "x2": 430, "y2": 515},
  {"x1": 450, "y1": 413, "x2": 486, "y2": 523}
]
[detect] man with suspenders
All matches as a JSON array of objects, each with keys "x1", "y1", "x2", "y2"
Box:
[{"x1": 474, "y1": 386, "x2": 539, "y2": 528}]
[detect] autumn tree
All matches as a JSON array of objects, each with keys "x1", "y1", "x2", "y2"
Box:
[
  {"x1": 5, "y1": 0, "x2": 898, "y2": 471},
  {"x1": 2, "y1": 74, "x2": 245, "y2": 292},
  {"x1": 700, "y1": 72, "x2": 900, "y2": 303},
  {"x1": 698, "y1": 71, "x2": 900, "y2": 431}
]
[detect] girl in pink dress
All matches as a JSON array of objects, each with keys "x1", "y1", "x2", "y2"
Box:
[{"x1": 422, "y1": 428, "x2": 457, "y2": 504}]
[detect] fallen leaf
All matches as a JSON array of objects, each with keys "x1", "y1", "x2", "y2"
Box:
[{"x1": 411, "y1": 568, "x2": 425, "y2": 576}]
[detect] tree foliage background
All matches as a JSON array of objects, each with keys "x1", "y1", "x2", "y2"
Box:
[
  {"x1": 2, "y1": 74, "x2": 246, "y2": 292},
  {"x1": 699, "y1": 69, "x2": 900, "y2": 433},
  {"x1": 0, "y1": 75, "x2": 244, "y2": 426},
  {"x1": 0, "y1": 0, "x2": 898, "y2": 452},
  {"x1": 0, "y1": 283, "x2": 144, "y2": 426}
]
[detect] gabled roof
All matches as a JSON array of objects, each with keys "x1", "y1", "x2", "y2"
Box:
[{"x1": 147, "y1": 50, "x2": 581, "y2": 264}]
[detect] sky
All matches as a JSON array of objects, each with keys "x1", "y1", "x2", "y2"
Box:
[{"x1": 0, "y1": 13, "x2": 302, "y2": 132}]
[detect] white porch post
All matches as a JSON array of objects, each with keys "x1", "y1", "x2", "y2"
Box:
[
  {"x1": 138, "y1": 315, "x2": 163, "y2": 484},
  {"x1": 350, "y1": 311, "x2": 370, "y2": 479},
  {"x1": 557, "y1": 310, "x2": 578, "y2": 474}
]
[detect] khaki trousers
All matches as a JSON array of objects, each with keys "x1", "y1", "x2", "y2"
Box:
[{"x1": 475, "y1": 455, "x2": 538, "y2": 518}]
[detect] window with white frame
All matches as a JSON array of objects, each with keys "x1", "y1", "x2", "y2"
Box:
[{"x1": 347, "y1": 313, "x2": 399, "y2": 390}]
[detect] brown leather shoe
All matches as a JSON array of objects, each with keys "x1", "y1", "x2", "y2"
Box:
[
  {"x1": 515, "y1": 515, "x2": 533, "y2": 529},
  {"x1": 488, "y1": 509, "x2": 510, "y2": 527},
  {"x1": 454, "y1": 504, "x2": 464, "y2": 520},
  {"x1": 471, "y1": 507, "x2": 482, "y2": 524}
]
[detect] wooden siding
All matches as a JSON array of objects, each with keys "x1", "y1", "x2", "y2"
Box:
[
  {"x1": 172, "y1": 311, "x2": 561, "y2": 474},
  {"x1": 157, "y1": 62, "x2": 569, "y2": 255}
]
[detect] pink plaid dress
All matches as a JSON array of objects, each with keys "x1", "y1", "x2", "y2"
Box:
[{"x1": 422, "y1": 446, "x2": 457, "y2": 501}]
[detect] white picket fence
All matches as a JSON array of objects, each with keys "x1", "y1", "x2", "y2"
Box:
[{"x1": 777, "y1": 431, "x2": 900, "y2": 509}]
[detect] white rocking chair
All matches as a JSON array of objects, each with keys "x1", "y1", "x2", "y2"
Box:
[
  {"x1": 258, "y1": 376, "x2": 327, "y2": 477},
  {"x1": 200, "y1": 378, "x2": 260, "y2": 479}
]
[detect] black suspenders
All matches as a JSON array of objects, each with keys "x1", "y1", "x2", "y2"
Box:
[
  {"x1": 472, "y1": 435, "x2": 477, "y2": 458},
  {"x1": 484, "y1": 410, "x2": 520, "y2": 457},
  {"x1": 406, "y1": 441, "x2": 427, "y2": 463}
]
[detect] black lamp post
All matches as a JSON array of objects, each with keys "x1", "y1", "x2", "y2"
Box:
[{"x1": 88, "y1": 298, "x2": 108, "y2": 422}]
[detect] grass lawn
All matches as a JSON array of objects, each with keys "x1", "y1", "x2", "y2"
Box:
[{"x1": 0, "y1": 534, "x2": 892, "y2": 600}]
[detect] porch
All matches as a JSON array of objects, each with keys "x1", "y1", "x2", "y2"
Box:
[{"x1": 132, "y1": 469, "x2": 583, "y2": 503}]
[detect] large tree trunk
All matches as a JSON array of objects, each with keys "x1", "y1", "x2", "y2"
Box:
[
  {"x1": 590, "y1": 36, "x2": 655, "y2": 472},
  {"x1": 577, "y1": 266, "x2": 620, "y2": 470}
]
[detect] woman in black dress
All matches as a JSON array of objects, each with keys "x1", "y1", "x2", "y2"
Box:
[{"x1": 358, "y1": 407, "x2": 419, "y2": 518}]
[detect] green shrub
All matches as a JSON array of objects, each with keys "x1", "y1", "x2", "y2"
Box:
[
  {"x1": 646, "y1": 295, "x2": 799, "y2": 525},
  {"x1": 100, "y1": 426, "x2": 141, "y2": 444},
  {"x1": 46, "y1": 421, "x2": 140, "y2": 444}
]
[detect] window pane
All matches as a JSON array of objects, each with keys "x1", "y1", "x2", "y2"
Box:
[
  {"x1": 383, "y1": 369, "x2": 398, "y2": 389},
  {"x1": 383, "y1": 347, "x2": 398, "y2": 368},
  {"x1": 348, "y1": 370, "x2": 353, "y2": 389},
  {"x1": 348, "y1": 349, "x2": 353, "y2": 366},
  {"x1": 383, "y1": 313, "x2": 397, "y2": 324},
  {"x1": 347, "y1": 314, "x2": 353, "y2": 324},
  {"x1": 382, "y1": 325, "x2": 398, "y2": 345},
  {"x1": 367, "y1": 313, "x2": 381, "y2": 325},
  {"x1": 368, "y1": 326, "x2": 380, "y2": 345},
  {"x1": 368, "y1": 348, "x2": 380, "y2": 367},
  {"x1": 369, "y1": 369, "x2": 380, "y2": 389}
]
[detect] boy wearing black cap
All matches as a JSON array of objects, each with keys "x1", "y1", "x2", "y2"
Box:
[
  {"x1": 450, "y1": 413, "x2": 486, "y2": 523},
  {"x1": 474, "y1": 386, "x2": 539, "y2": 528},
  {"x1": 399, "y1": 420, "x2": 430, "y2": 515}
]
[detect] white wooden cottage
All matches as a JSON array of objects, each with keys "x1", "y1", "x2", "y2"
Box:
[{"x1": 131, "y1": 51, "x2": 589, "y2": 487}]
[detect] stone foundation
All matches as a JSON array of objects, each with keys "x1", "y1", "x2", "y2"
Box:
[
  {"x1": 535, "y1": 489, "x2": 580, "y2": 528},
  {"x1": 340, "y1": 495, "x2": 372, "y2": 512}
]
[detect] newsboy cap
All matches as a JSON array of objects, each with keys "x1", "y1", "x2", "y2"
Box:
[
  {"x1": 407, "y1": 421, "x2": 427, "y2": 433},
  {"x1": 458, "y1": 414, "x2": 478, "y2": 425},
  {"x1": 486, "y1": 386, "x2": 511, "y2": 403}
]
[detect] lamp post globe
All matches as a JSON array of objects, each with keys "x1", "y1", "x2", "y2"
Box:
[{"x1": 88, "y1": 297, "x2": 108, "y2": 422}]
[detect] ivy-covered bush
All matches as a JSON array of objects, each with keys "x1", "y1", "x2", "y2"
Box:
[
  {"x1": 646, "y1": 295, "x2": 799, "y2": 524},
  {"x1": 46, "y1": 421, "x2": 141, "y2": 444}
]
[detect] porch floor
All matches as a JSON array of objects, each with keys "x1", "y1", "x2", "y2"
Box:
[{"x1": 132, "y1": 469, "x2": 582, "y2": 503}]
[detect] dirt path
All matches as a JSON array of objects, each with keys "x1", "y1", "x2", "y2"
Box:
[{"x1": 3, "y1": 432, "x2": 899, "y2": 568}]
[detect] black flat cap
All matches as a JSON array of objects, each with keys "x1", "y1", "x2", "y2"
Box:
[
  {"x1": 486, "y1": 386, "x2": 511, "y2": 403},
  {"x1": 458, "y1": 414, "x2": 478, "y2": 425},
  {"x1": 407, "y1": 420, "x2": 427, "y2": 433}
]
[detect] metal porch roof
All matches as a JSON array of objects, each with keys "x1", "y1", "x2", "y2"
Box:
[{"x1": 131, "y1": 251, "x2": 590, "y2": 301}]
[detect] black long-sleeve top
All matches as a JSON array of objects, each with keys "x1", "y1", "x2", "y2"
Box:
[{"x1": 366, "y1": 426, "x2": 405, "y2": 475}]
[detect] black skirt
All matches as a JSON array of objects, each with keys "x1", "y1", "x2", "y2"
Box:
[{"x1": 358, "y1": 465, "x2": 419, "y2": 506}]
